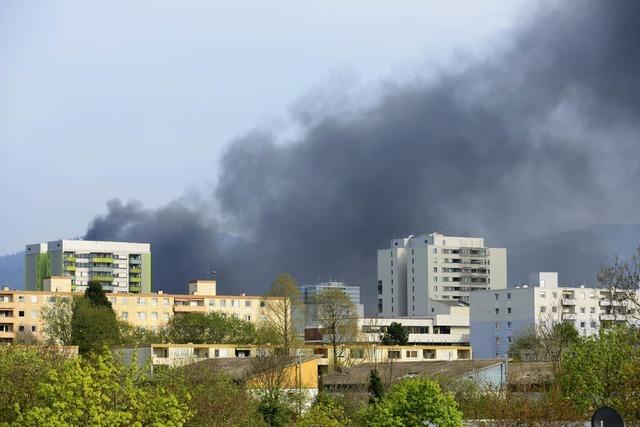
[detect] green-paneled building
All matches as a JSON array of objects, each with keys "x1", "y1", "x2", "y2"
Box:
[{"x1": 25, "y1": 240, "x2": 151, "y2": 293}]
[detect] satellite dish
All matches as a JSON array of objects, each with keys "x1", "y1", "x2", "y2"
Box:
[{"x1": 591, "y1": 406, "x2": 624, "y2": 427}]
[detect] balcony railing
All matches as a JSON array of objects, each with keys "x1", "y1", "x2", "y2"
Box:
[
  {"x1": 561, "y1": 298, "x2": 577, "y2": 305},
  {"x1": 92, "y1": 257, "x2": 114, "y2": 264},
  {"x1": 561, "y1": 313, "x2": 577, "y2": 320}
]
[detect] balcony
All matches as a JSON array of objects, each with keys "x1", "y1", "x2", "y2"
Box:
[
  {"x1": 129, "y1": 267, "x2": 142, "y2": 274},
  {"x1": 129, "y1": 277, "x2": 142, "y2": 283},
  {"x1": 561, "y1": 313, "x2": 577, "y2": 320},
  {"x1": 600, "y1": 314, "x2": 627, "y2": 322},
  {"x1": 561, "y1": 298, "x2": 577, "y2": 306},
  {"x1": 129, "y1": 285, "x2": 142, "y2": 293},
  {"x1": 90, "y1": 275, "x2": 114, "y2": 282},
  {"x1": 599, "y1": 300, "x2": 622, "y2": 307},
  {"x1": 0, "y1": 331, "x2": 14, "y2": 339},
  {"x1": 92, "y1": 257, "x2": 114, "y2": 264},
  {"x1": 174, "y1": 304, "x2": 207, "y2": 313},
  {"x1": 129, "y1": 258, "x2": 142, "y2": 265},
  {"x1": 64, "y1": 256, "x2": 76, "y2": 262},
  {"x1": 64, "y1": 265, "x2": 76, "y2": 272}
]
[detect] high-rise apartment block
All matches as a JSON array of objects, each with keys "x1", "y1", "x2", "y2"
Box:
[
  {"x1": 377, "y1": 233, "x2": 507, "y2": 317},
  {"x1": 25, "y1": 240, "x2": 151, "y2": 293}
]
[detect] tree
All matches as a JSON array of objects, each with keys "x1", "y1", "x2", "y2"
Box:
[
  {"x1": 508, "y1": 326, "x2": 542, "y2": 361},
  {"x1": 598, "y1": 246, "x2": 640, "y2": 324},
  {"x1": 71, "y1": 297, "x2": 120, "y2": 354},
  {"x1": 118, "y1": 320, "x2": 167, "y2": 346},
  {"x1": 314, "y1": 288, "x2": 358, "y2": 372},
  {"x1": 12, "y1": 351, "x2": 191, "y2": 426},
  {"x1": 263, "y1": 273, "x2": 301, "y2": 355},
  {"x1": 297, "y1": 394, "x2": 350, "y2": 427},
  {"x1": 166, "y1": 312, "x2": 257, "y2": 344},
  {"x1": 251, "y1": 355, "x2": 298, "y2": 425},
  {"x1": 358, "y1": 377, "x2": 463, "y2": 427},
  {"x1": 558, "y1": 324, "x2": 640, "y2": 421},
  {"x1": 367, "y1": 368, "x2": 384, "y2": 403},
  {"x1": 40, "y1": 296, "x2": 73, "y2": 345},
  {"x1": 85, "y1": 281, "x2": 112, "y2": 307},
  {"x1": 0, "y1": 345, "x2": 66, "y2": 424},
  {"x1": 380, "y1": 322, "x2": 409, "y2": 345},
  {"x1": 154, "y1": 366, "x2": 265, "y2": 427}
]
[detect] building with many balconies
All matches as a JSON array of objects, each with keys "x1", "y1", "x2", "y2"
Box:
[
  {"x1": 377, "y1": 233, "x2": 507, "y2": 317},
  {"x1": 469, "y1": 272, "x2": 640, "y2": 359},
  {"x1": 25, "y1": 240, "x2": 151, "y2": 293}
]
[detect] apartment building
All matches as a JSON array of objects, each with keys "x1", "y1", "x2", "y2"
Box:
[
  {"x1": 469, "y1": 272, "x2": 639, "y2": 359},
  {"x1": 0, "y1": 278, "x2": 283, "y2": 343},
  {"x1": 25, "y1": 240, "x2": 151, "y2": 293},
  {"x1": 377, "y1": 233, "x2": 507, "y2": 317},
  {"x1": 301, "y1": 280, "x2": 364, "y2": 326}
]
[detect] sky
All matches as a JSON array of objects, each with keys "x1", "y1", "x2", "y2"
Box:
[{"x1": 0, "y1": 0, "x2": 525, "y2": 255}]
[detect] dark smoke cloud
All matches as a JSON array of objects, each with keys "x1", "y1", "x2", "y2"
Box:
[{"x1": 86, "y1": 1, "x2": 640, "y2": 309}]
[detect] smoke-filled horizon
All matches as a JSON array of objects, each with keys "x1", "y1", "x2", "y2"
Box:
[{"x1": 85, "y1": 1, "x2": 640, "y2": 311}]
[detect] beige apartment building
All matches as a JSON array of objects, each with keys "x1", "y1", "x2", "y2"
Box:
[{"x1": 0, "y1": 278, "x2": 283, "y2": 343}]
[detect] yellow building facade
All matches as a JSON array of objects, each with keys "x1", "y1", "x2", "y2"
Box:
[{"x1": 0, "y1": 279, "x2": 283, "y2": 343}]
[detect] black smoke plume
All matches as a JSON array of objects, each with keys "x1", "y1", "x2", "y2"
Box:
[{"x1": 86, "y1": 1, "x2": 640, "y2": 310}]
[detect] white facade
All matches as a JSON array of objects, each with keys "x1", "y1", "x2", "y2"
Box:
[
  {"x1": 301, "y1": 280, "x2": 364, "y2": 327},
  {"x1": 377, "y1": 233, "x2": 507, "y2": 317},
  {"x1": 470, "y1": 272, "x2": 637, "y2": 359}
]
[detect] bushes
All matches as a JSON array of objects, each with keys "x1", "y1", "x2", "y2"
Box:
[{"x1": 358, "y1": 377, "x2": 463, "y2": 427}]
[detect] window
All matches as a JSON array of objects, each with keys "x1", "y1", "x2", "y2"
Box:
[
  {"x1": 31, "y1": 325, "x2": 37, "y2": 332},
  {"x1": 590, "y1": 321, "x2": 597, "y2": 328},
  {"x1": 244, "y1": 315, "x2": 251, "y2": 321},
  {"x1": 245, "y1": 300, "x2": 251, "y2": 307},
  {"x1": 495, "y1": 308, "x2": 499, "y2": 315},
  {"x1": 30, "y1": 295, "x2": 37, "y2": 303},
  {"x1": 260, "y1": 301, "x2": 266, "y2": 307},
  {"x1": 163, "y1": 298, "x2": 170, "y2": 306},
  {"x1": 137, "y1": 312, "x2": 146, "y2": 320},
  {"x1": 406, "y1": 350, "x2": 418, "y2": 358},
  {"x1": 507, "y1": 307, "x2": 512, "y2": 314},
  {"x1": 433, "y1": 248, "x2": 437, "y2": 254},
  {"x1": 495, "y1": 322, "x2": 499, "y2": 330},
  {"x1": 350, "y1": 348, "x2": 364, "y2": 359},
  {"x1": 507, "y1": 321, "x2": 512, "y2": 329},
  {"x1": 109, "y1": 297, "x2": 116, "y2": 305},
  {"x1": 494, "y1": 293, "x2": 499, "y2": 300},
  {"x1": 495, "y1": 337, "x2": 500, "y2": 344},
  {"x1": 433, "y1": 267, "x2": 437, "y2": 273},
  {"x1": 540, "y1": 306, "x2": 547, "y2": 313},
  {"x1": 18, "y1": 325, "x2": 24, "y2": 332},
  {"x1": 214, "y1": 349, "x2": 220, "y2": 357},
  {"x1": 552, "y1": 306, "x2": 557, "y2": 313},
  {"x1": 163, "y1": 313, "x2": 170, "y2": 321},
  {"x1": 590, "y1": 307, "x2": 596, "y2": 314},
  {"x1": 30, "y1": 310, "x2": 37, "y2": 318},
  {"x1": 580, "y1": 307, "x2": 586, "y2": 314},
  {"x1": 18, "y1": 295, "x2": 25, "y2": 303},
  {"x1": 507, "y1": 292, "x2": 511, "y2": 300},
  {"x1": 151, "y1": 312, "x2": 158, "y2": 320},
  {"x1": 121, "y1": 312, "x2": 128, "y2": 319},
  {"x1": 507, "y1": 336, "x2": 512, "y2": 343},
  {"x1": 423, "y1": 349, "x2": 436, "y2": 359},
  {"x1": 434, "y1": 286, "x2": 438, "y2": 291},
  {"x1": 388, "y1": 350, "x2": 401, "y2": 359},
  {"x1": 540, "y1": 292, "x2": 546, "y2": 298},
  {"x1": 137, "y1": 298, "x2": 145, "y2": 306},
  {"x1": 433, "y1": 276, "x2": 438, "y2": 282},
  {"x1": 151, "y1": 298, "x2": 158, "y2": 306},
  {"x1": 120, "y1": 297, "x2": 129, "y2": 305},
  {"x1": 209, "y1": 300, "x2": 216, "y2": 307},
  {"x1": 18, "y1": 310, "x2": 24, "y2": 317},
  {"x1": 220, "y1": 300, "x2": 227, "y2": 307},
  {"x1": 580, "y1": 321, "x2": 586, "y2": 328}
]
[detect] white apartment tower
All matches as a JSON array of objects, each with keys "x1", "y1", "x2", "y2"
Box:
[{"x1": 377, "y1": 233, "x2": 507, "y2": 317}]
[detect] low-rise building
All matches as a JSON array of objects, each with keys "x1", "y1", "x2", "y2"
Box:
[
  {"x1": 0, "y1": 279, "x2": 284, "y2": 343},
  {"x1": 470, "y1": 272, "x2": 639, "y2": 359}
]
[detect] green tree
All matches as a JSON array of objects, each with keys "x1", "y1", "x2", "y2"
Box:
[
  {"x1": 368, "y1": 368, "x2": 384, "y2": 403},
  {"x1": 40, "y1": 296, "x2": 74, "y2": 345},
  {"x1": 264, "y1": 273, "x2": 302, "y2": 355},
  {"x1": 85, "y1": 281, "x2": 112, "y2": 307},
  {"x1": 71, "y1": 297, "x2": 120, "y2": 354},
  {"x1": 314, "y1": 288, "x2": 358, "y2": 372},
  {"x1": 13, "y1": 351, "x2": 191, "y2": 426},
  {"x1": 154, "y1": 366, "x2": 265, "y2": 427},
  {"x1": 380, "y1": 322, "x2": 409, "y2": 345},
  {"x1": 0, "y1": 346, "x2": 65, "y2": 424},
  {"x1": 358, "y1": 377, "x2": 463, "y2": 427},
  {"x1": 118, "y1": 320, "x2": 167, "y2": 346},
  {"x1": 167, "y1": 312, "x2": 257, "y2": 344},
  {"x1": 558, "y1": 325, "x2": 640, "y2": 420},
  {"x1": 297, "y1": 394, "x2": 349, "y2": 427}
]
